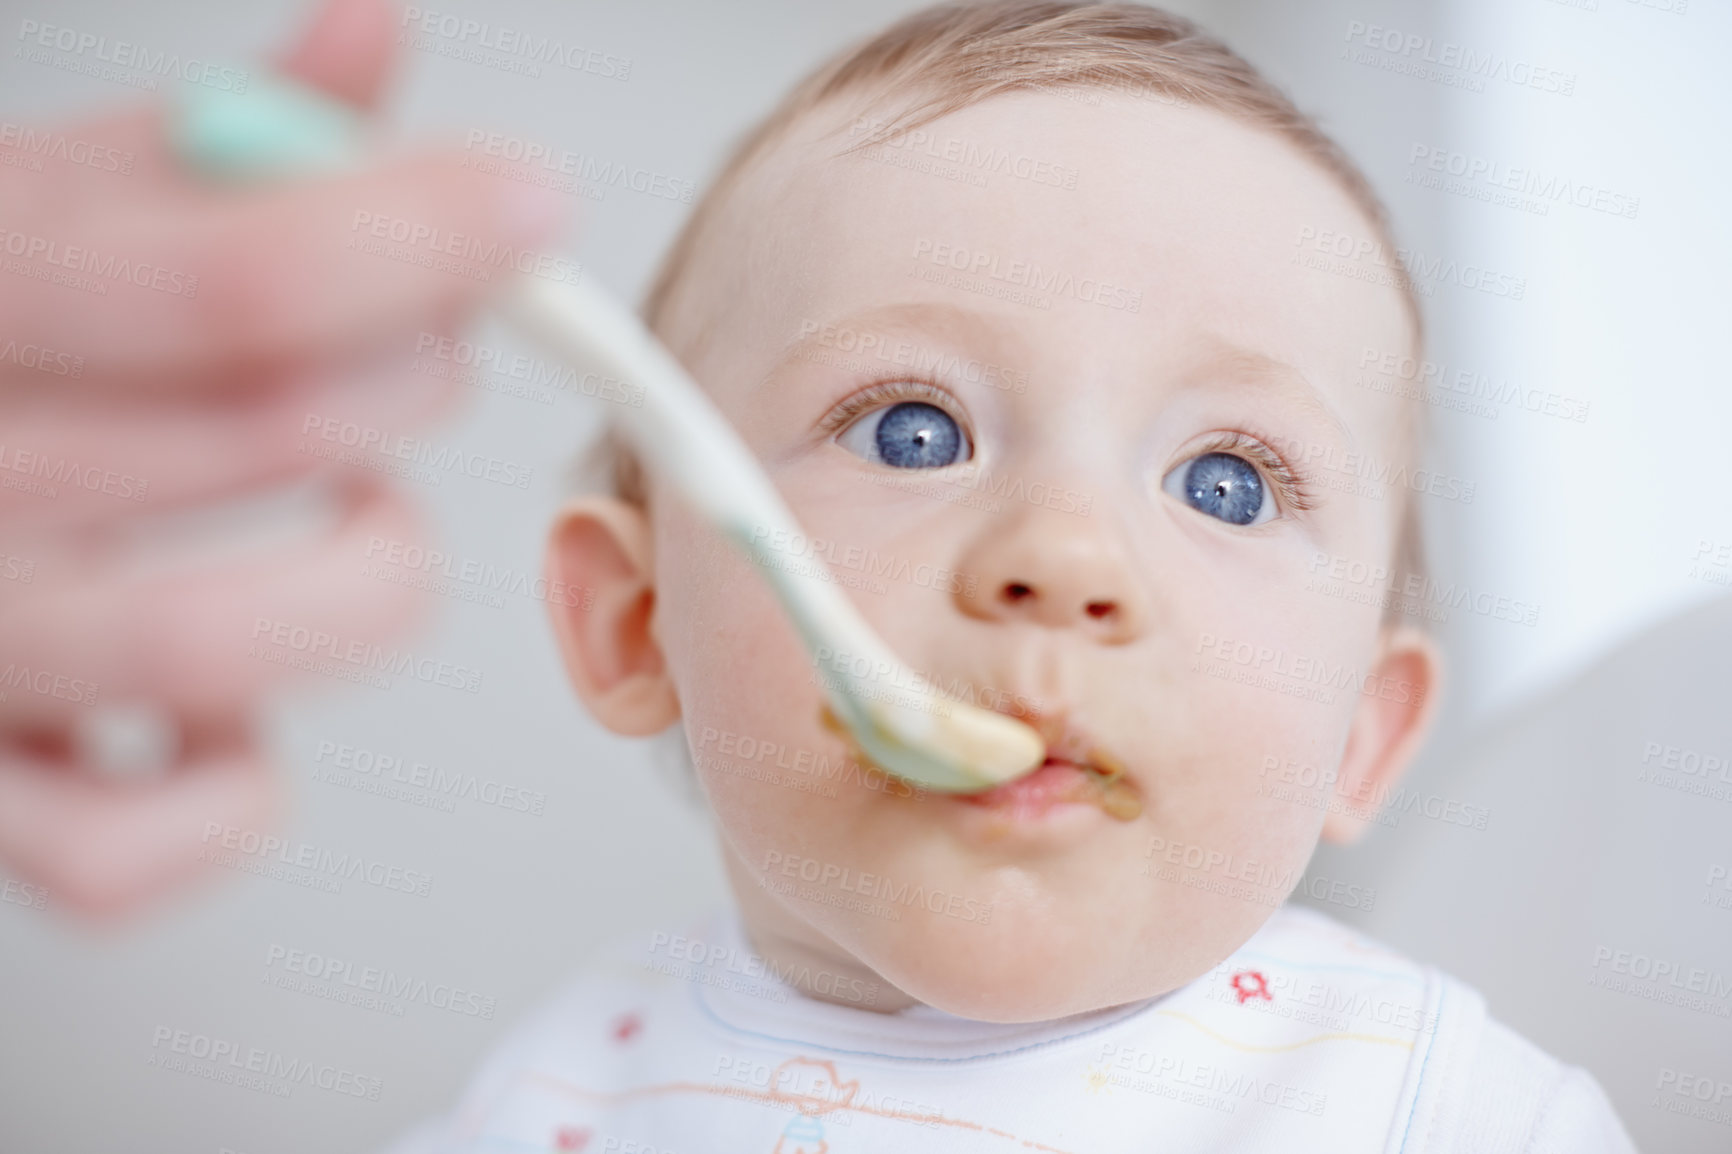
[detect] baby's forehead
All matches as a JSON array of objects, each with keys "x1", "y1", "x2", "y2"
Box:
[{"x1": 691, "y1": 90, "x2": 1414, "y2": 424}]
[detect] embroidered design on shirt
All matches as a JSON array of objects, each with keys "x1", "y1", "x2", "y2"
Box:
[
  {"x1": 553, "y1": 1125, "x2": 592, "y2": 1150},
  {"x1": 610, "y1": 1011, "x2": 644, "y2": 1043},
  {"x1": 774, "y1": 1112, "x2": 828, "y2": 1154},
  {"x1": 1231, "y1": 970, "x2": 1273, "y2": 1004}
]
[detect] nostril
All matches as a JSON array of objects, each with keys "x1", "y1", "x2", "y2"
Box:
[
  {"x1": 1085, "y1": 600, "x2": 1116, "y2": 620},
  {"x1": 1002, "y1": 582, "x2": 1034, "y2": 603}
]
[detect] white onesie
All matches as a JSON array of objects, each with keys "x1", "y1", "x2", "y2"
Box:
[{"x1": 385, "y1": 904, "x2": 1637, "y2": 1153}]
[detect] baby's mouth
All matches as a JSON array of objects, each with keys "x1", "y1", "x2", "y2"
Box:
[
  {"x1": 956, "y1": 751, "x2": 1142, "y2": 821},
  {"x1": 816, "y1": 701, "x2": 1142, "y2": 821}
]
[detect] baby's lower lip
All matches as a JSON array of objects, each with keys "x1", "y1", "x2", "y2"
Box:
[{"x1": 956, "y1": 758, "x2": 1103, "y2": 817}]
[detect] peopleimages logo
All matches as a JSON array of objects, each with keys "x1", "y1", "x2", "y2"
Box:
[
  {"x1": 0, "y1": 662, "x2": 98, "y2": 706},
  {"x1": 695, "y1": 725, "x2": 925, "y2": 801},
  {"x1": 198, "y1": 823, "x2": 433, "y2": 898},
  {"x1": 1095, "y1": 1042, "x2": 1329, "y2": 1116},
  {"x1": 312, "y1": 739, "x2": 548, "y2": 816},
  {"x1": 849, "y1": 115, "x2": 1081, "y2": 190},
  {"x1": 348, "y1": 211, "x2": 581, "y2": 286},
  {"x1": 809, "y1": 645, "x2": 1041, "y2": 716},
  {"x1": 0, "y1": 442, "x2": 149, "y2": 502},
  {"x1": 1341, "y1": 20, "x2": 1576, "y2": 96},
  {"x1": 1259, "y1": 755, "x2": 1490, "y2": 831},
  {"x1": 0, "y1": 338, "x2": 84, "y2": 377},
  {"x1": 1653, "y1": 1068, "x2": 1731, "y2": 1127},
  {"x1": 910, "y1": 238, "x2": 1142, "y2": 312},
  {"x1": 1143, "y1": 835, "x2": 1297, "y2": 894},
  {"x1": 363, "y1": 535, "x2": 594, "y2": 610},
  {"x1": 148, "y1": 1026, "x2": 381, "y2": 1101},
  {"x1": 747, "y1": 524, "x2": 979, "y2": 598},
  {"x1": 249, "y1": 616, "x2": 484, "y2": 694},
  {"x1": 1306, "y1": 551, "x2": 1539, "y2": 628},
  {"x1": 1636, "y1": 740, "x2": 1732, "y2": 804},
  {"x1": 0, "y1": 227, "x2": 197, "y2": 297},
  {"x1": 15, "y1": 19, "x2": 250, "y2": 92},
  {"x1": 263, "y1": 944, "x2": 497, "y2": 1020},
  {"x1": 795, "y1": 318, "x2": 1029, "y2": 394},
  {"x1": 299, "y1": 412, "x2": 534, "y2": 490},
  {"x1": 398, "y1": 7, "x2": 631, "y2": 79},
  {"x1": 645, "y1": 931, "x2": 881, "y2": 1007},
  {"x1": 1356, "y1": 347, "x2": 1590, "y2": 424},
  {"x1": 1406, "y1": 144, "x2": 1640, "y2": 220},
  {"x1": 1292, "y1": 225, "x2": 1525, "y2": 301},
  {"x1": 0, "y1": 120, "x2": 134, "y2": 175},
  {"x1": 1204, "y1": 966, "x2": 1438, "y2": 1035},
  {"x1": 1, "y1": 876, "x2": 49, "y2": 910},
  {"x1": 761, "y1": 850, "x2": 994, "y2": 925},
  {"x1": 1590, "y1": 947, "x2": 1732, "y2": 999},
  {"x1": 1273, "y1": 436, "x2": 1476, "y2": 505},
  {"x1": 413, "y1": 332, "x2": 642, "y2": 407},
  {"x1": 1192, "y1": 633, "x2": 1428, "y2": 709},
  {"x1": 462, "y1": 131, "x2": 693, "y2": 202}
]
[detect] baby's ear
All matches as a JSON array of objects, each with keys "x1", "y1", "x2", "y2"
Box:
[
  {"x1": 1321, "y1": 625, "x2": 1444, "y2": 845},
  {"x1": 543, "y1": 497, "x2": 681, "y2": 736}
]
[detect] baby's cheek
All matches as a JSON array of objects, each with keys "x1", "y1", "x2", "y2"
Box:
[
  {"x1": 652, "y1": 507, "x2": 869, "y2": 844},
  {"x1": 1150, "y1": 620, "x2": 1355, "y2": 888},
  {"x1": 1128, "y1": 743, "x2": 1329, "y2": 980}
]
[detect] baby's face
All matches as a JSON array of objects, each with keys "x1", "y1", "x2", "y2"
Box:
[{"x1": 638, "y1": 91, "x2": 1423, "y2": 1020}]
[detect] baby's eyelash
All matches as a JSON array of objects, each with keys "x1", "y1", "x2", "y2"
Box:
[
  {"x1": 812, "y1": 391, "x2": 1311, "y2": 513},
  {"x1": 1196, "y1": 430, "x2": 1318, "y2": 514},
  {"x1": 816, "y1": 378, "x2": 969, "y2": 438}
]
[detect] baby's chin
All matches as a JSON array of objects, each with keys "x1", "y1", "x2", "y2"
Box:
[{"x1": 834, "y1": 899, "x2": 1258, "y2": 1023}]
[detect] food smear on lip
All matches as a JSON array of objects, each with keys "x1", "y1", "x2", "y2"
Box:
[
  {"x1": 813, "y1": 703, "x2": 1139, "y2": 819},
  {"x1": 960, "y1": 749, "x2": 1143, "y2": 822},
  {"x1": 1082, "y1": 749, "x2": 1143, "y2": 821},
  {"x1": 817, "y1": 703, "x2": 927, "y2": 799}
]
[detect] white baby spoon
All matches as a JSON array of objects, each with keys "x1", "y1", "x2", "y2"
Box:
[{"x1": 170, "y1": 76, "x2": 1046, "y2": 792}]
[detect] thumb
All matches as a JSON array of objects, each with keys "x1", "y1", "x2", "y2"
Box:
[
  {"x1": 0, "y1": 734, "x2": 283, "y2": 918},
  {"x1": 278, "y1": 0, "x2": 401, "y2": 111}
]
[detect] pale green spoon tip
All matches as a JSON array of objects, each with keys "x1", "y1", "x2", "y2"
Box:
[{"x1": 171, "y1": 73, "x2": 363, "y2": 181}]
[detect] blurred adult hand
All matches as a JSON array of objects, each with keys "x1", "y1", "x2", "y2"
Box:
[{"x1": 0, "y1": 0, "x2": 567, "y2": 914}]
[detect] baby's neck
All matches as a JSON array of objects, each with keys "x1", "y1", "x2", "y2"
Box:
[{"x1": 722, "y1": 840, "x2": 917, "y2": 1013}]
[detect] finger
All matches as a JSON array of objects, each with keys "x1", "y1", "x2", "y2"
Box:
[
  {"x1": 0, "y1": 106, "x2": 170, "y2": 185},
  {"x1": 0, "y1": 338, "x2": 462, "y2": 526},
  {"x1": 6, "y1": 149, "x2": 568, "y2": 393},
  {"x1": 279, "y1": 0, "x2": 401, "y2": 111},
  {"x1": 0, "y1": 479, "x2": 430, "y2": 730},
  {"x1": 0, "y1": 0, "x2": 400, "y2": 186},
  {"x1": 0, "y1": 723, "x2": 281, "y2": 917}
]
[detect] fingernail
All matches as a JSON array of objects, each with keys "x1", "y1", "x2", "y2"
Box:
[{"x1": 496, "y1": 180, "x2": 570, "y2": 245}]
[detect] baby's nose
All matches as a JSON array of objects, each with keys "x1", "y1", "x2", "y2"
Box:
[{"x1": 953, "y1": 507, "x2": 1148, "y2": 641}]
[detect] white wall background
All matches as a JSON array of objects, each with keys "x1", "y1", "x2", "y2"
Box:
[{"x1": 1, "y1": 0, "x2": 1727, "y2": 1151}]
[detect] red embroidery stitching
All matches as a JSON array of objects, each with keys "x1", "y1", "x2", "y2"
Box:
[{"x1": 1230, "y1": 970, "x2": 1272, "y2": 1004}]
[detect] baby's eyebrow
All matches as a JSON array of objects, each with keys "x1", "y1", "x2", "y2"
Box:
[
  {"x1": 770, "y1": 301, "x2": 1017, "y2": 371},
  {"x1": 1205, "y1": 345, "x2": 1356, "y2": 451},
  {"x1": 766, "y1": 308, "x2": 1357, "y2": 451}
]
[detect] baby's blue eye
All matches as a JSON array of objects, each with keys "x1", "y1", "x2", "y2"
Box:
[
  {"x1": 1163, "y1": 451, "x2": 1273, "y2": 526},
  {"x1": 837, "y1": 400, "x2": 970, "y2": 469}
]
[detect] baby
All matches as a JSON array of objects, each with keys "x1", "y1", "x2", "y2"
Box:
[{"x1": 392, "y1": 3, "x2": 1635, "y2": 1151}]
